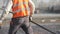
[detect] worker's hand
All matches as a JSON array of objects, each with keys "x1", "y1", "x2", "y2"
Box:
[
  {"x1": 0, "y1": 20, "x2": 3, "y2": 25},
  {"x1": 29, "y1": 16, "x2": 32, "y2": 22}
]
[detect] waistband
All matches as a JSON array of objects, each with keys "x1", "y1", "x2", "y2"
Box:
[{"x1": 12, "y1": 16, "x2": 29, "y2": 19}]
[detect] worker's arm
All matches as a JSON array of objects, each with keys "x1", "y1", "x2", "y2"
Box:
[
  {"x1": 28, "y1": 0, "x2": 35, "y2": 17},
  {"x1": 0, "y1": 0, "x2": 13, "y2": 20},
  {"x1": 28, "y1": 0, "x2": 35, "y2": 21}
]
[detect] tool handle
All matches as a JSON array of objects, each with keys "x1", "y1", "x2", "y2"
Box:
[{"x1": 30, "y1": 21, "x2": 56, "y2": 34}]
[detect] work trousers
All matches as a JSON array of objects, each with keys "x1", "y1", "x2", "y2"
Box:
[{"x1": 8, "y1": 16, "x2": 33, "y2": 34}]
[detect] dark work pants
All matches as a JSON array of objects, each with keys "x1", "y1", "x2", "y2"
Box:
[{"x1": 8, "y1": 16, "x2": 33, "y2": 34}]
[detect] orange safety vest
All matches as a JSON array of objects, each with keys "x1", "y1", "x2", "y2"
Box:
[{"x1": 12, "y1": 0, "x2": 30, "y2": 18}]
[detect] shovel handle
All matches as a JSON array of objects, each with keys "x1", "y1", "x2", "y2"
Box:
[{"x1": 30, "y1": 21, "x2": 56, "y2": 34}]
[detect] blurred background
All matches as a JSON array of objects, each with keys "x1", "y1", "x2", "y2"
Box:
[
  {"x1": 32, "y1": 0, "x2": 60, "y2": 14},
  {"x1": 0, "y1": 0, "x2": 60, "y2": 34}
]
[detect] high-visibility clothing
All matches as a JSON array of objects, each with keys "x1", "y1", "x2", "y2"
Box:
[{"x1": 12, "y1": 0, "x2": 30, "y2": 18}]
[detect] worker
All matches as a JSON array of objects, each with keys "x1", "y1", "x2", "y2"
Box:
[{"x1": 0, "y1": 0, "x2": 35, "y2": 34}]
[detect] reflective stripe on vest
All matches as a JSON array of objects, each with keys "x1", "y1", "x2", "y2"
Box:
[
  {"x1": 13, "y1": 2, "x2": 28, "y2": 8},
  {"x1": 12, "y1": 7, "x2": 30, "y2": 13}
]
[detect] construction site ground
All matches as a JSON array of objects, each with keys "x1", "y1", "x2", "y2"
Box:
[{"x1": 0, "y1": 14, "x2": 60, "y2": 34}]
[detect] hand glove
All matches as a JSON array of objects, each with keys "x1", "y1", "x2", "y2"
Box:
[{"x1": 29, "y1": 16, "x2": 32, "y2": 22}]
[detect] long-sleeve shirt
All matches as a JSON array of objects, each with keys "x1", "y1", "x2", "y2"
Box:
[
  {"x1": 28, "y1": 0, "x2": 35, "y2": 16},
  {"x1": 0, "y1": 0, "x2": 35, "y2": 20}
]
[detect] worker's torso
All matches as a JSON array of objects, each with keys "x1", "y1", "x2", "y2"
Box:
[{"x1": 12, "y1": 0, "x2": 30, "y2": 18}]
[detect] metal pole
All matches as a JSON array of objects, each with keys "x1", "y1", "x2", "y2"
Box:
[{"x1": 30, "y1": 21, "x2": 56, "y2": 34}]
